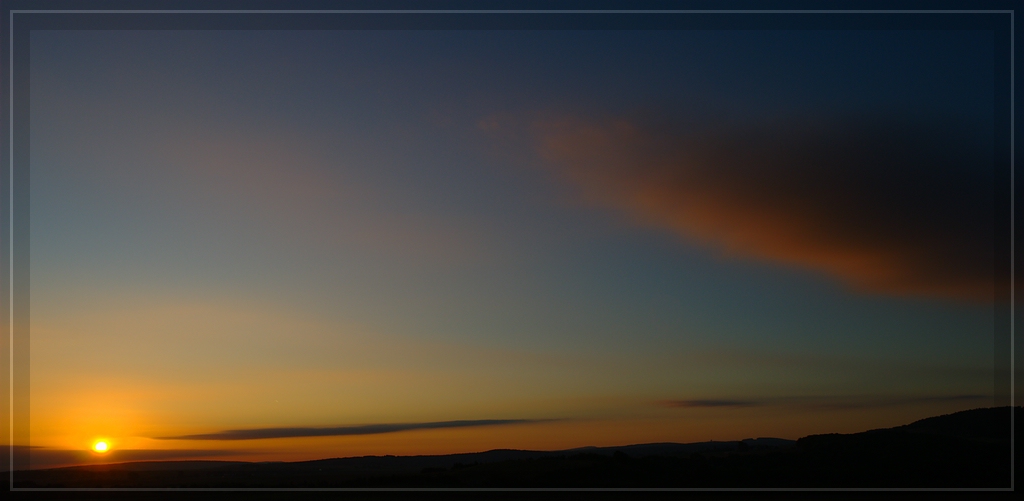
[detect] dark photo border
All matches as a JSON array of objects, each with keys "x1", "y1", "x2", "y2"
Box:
[{"x1": 1, "y1": 0, "x2": 1016, "y2": 493}]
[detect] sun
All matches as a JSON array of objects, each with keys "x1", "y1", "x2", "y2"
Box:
[{"x1": 92, "y1": 440, "x2": 109, "y2": 453}]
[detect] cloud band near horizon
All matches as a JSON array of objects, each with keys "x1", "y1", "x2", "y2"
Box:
[
  {"x1": 537, "y1": 113, "x2": 995, "y2": 302},
  {"x1": 156, "y1": 419, "x2": 552, "y2": 441},
  {"x1": 659, "y1": 394, "x2": 989, "y2": 410}
]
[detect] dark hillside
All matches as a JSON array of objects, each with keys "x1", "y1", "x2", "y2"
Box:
[{"x1": 11, "y1": 407, "x2": 1017, "y2": 488}]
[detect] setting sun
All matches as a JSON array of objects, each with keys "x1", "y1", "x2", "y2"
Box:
[{"x1": 92, "y1": 441, "x2": 109, "y2": 453}]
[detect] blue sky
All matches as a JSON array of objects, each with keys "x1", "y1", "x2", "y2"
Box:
[{"x1": 24, "y1": 28, "x2": 998, "y2": 464}]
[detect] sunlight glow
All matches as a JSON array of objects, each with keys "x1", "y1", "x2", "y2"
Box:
[{"x1": 92, "y1": 440, "x2": 109, "y2": 453}]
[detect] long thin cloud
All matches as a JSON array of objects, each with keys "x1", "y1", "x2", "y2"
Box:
[
  {"x1": 157, "y1": 419, "x2": 551, "y2": 441},
  {"x1": 536, "y1": 113, "x2": 994, "y2": 302},
  {"x1": 660, "y1": 399, "x2": 759, "y2": 408},
  {"x1": 658, "y1": 394, "x2": 988, "y2": 410}
]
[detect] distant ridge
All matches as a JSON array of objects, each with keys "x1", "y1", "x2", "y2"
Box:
[
  {"x1": 189, "y1": 437, "x2": 799, "y2": 475},
  {"x1": 11, "y1": 407, "x2": 1017, "y2": 488},
  {"x1": 44, "y1": 460, "x2": 250, "y2": 472}
]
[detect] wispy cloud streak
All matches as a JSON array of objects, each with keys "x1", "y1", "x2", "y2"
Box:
[
  {"x1": 658, "y1": 394, "x2": 988, "y2": 410},
  {"x1": 157, "y1": 419, "x2": 552, "y2": 441},
  {"x1": 537, "y1": 113, "x2": 994, "y2": 302},
  {"x1": 661, "y1": 399, "x2": 759, "y2": 408}
]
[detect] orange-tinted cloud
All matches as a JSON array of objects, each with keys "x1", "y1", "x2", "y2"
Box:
[{"x1": 536, "y1": 115, "x2": 994, "y2": 302}]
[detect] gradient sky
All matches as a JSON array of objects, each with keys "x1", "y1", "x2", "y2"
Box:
[{"x1": 26, "y1": 28, "x2": 999, "y2": 467}]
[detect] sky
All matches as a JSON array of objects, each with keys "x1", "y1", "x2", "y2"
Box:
[{"x1": 24, "y1": 28, "x2": 1000, "y2": 468}]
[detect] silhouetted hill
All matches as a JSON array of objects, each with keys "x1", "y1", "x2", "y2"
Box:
[
  {"x1": 10, "y1": 407, "x2": 1017, "y2": 488},
  {"x1": 894, "y1": 405, "x2": 1013, "y2": 442},
  {"x1": 790, "y1": 405, "x2": 1017, "y2": 487}
]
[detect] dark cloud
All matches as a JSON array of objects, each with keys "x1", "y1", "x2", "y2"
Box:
[
  {"x1": 659, "y1": 394, "x2": 988, "y2": 410},
  {"x1": 537, "y1": 113, "x2": 994, "y2": 302},
  {"x1": 659, "y1": 399, "x2": 759, "y2": 408},
  {"x1": 157, "y1": 419, "x2": 551, "y2": 441}
]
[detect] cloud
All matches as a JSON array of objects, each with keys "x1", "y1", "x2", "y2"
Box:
[
  {"x1": 157, "y1": 419, "x2": 552, "y2": 441},
  {"x1": 659, "y1": 399, "x2": 759, "y2": 408},
  {"x1": 536, "y1": 113, "x2": 994, "y2": 302},
  {"x1": 658, "y1": 394, "x2": 988, "y2": 410}
]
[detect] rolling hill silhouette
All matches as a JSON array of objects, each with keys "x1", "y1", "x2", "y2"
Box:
[{"x1": 10, "y1": 407, "x2": 1017, "y2": 488}]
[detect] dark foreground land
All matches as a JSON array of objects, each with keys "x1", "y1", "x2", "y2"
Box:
[{"x1": 10, "y1": 407, "x2": 1019, "y2": 488}]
